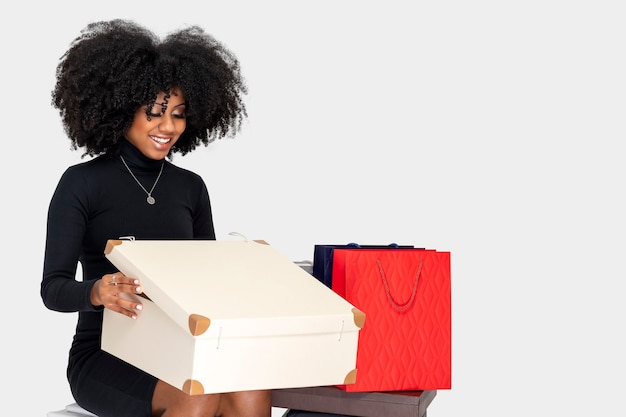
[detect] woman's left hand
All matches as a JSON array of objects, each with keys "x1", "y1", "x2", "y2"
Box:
[{"x1": 91, "y1": 273, "x2": 144, "y2": 319}]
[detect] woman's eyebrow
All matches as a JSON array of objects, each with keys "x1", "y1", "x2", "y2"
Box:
[{"x1": 153, "y1": 101, "x2": 186, "y2": 107}]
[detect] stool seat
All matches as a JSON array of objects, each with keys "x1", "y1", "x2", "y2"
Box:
[{"x1": 47, "y1": 403, "x2": 97, "y2": 417}]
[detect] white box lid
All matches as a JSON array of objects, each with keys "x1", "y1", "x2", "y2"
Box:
[{"x1": 105, "y1": 239, "x2": 364, "y2": 339}]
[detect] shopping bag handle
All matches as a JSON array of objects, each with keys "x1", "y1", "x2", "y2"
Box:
[
  {"x1": 376, "y1": 259, "x2": 423, "y2": 312},
  {"x1": 347, "y1": 242, "x2": 401, "y2": 248}
]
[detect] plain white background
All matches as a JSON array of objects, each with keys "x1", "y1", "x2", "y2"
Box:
[{"x1": 2, "y1": 1, "x2": 624, "y2": 416}]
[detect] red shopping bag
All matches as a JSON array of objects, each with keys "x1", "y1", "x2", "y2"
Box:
[{"x1": 331, "y1": 248, "x2": 451, "y2": 391}]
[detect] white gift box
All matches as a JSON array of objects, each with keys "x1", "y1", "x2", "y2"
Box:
[{"x1": 102, "y1": 239, "x2": 364, "y2": 395}]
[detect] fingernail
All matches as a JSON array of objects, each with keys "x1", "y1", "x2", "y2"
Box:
[
  {"x1": 133, "y1": 279, "x2": 139, "y2": 285},
  {"x1": 136, "y1": 286, "x2": 142, "y2": 293},
  {"x1": 136, "y1": 304, "x2": 143, "y2": 311},
  {"x1": 131, "y1": 315, "x2": 137, "y2": 320}
]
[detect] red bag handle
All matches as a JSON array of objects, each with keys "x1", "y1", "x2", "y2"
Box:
[{"x1": 376, "y1": 259, "x2": 423, "y2": 312}]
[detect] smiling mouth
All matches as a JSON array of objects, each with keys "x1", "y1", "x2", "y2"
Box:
[{"x1": 150, "y1": 136, "x2": 171, "y2": 144}]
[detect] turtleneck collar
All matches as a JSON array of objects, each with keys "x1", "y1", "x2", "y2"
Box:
[{"x1": 115, "y1": 138, "x2": 166, "y2": 173}]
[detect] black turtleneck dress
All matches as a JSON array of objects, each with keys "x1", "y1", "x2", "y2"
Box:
[{"x1": 41, "y1": 139, "x2": 215, "y2": 417}]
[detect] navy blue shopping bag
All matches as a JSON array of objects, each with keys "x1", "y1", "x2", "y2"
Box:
[{"x1": 312, "y1": 243, "x2": 414, "y2": 288}]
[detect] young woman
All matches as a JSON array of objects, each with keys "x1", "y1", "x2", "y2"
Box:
[{"x1": 41, "y1": 19, "x2": 270, "y2": 417}]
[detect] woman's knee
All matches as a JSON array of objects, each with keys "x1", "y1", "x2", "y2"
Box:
[
  {"x1": 219, "y1": 390, "x2": 272, "y2": 417},
  {"x1": 152, "y1": 380, "x2": 221, "y2": 417}
]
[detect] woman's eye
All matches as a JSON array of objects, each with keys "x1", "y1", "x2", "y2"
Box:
[{"x1": 173, "y1": 112, "x2": 186, "y2": 119}]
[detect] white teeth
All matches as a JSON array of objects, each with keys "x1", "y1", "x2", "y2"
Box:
[{"x1": 151, "y1": 136, "x2": 171, "y2": 144}]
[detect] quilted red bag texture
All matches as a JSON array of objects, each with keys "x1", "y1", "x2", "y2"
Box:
[{"x1": 331, "y1": 248, "x2": 451, "y2": 392}]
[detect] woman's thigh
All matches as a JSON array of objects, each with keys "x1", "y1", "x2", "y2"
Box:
[{"x1": 70, "y1": 350, "x2": 157, "y2": 417}]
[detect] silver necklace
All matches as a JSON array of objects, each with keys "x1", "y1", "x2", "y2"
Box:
[{"x1": 120, "y1": 155, "x2": 164, "y2": 205}]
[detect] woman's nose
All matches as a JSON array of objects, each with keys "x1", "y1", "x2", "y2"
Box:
[{"x1": 158, "y1": 114, "x2": 175, "y2": 133}]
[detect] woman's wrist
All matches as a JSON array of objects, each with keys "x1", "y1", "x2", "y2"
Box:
[{"x1": 91, "y1": 279, "x2": 103, "y2": 306}]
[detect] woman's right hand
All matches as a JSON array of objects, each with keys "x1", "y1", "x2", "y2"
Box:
[{"x1": 91, "y1": 273, "x2": 144, "y2": 319}]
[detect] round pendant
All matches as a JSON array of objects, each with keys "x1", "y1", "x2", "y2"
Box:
[{"x1": 147, "y1": 196, "x2": 156, "y2": 205}]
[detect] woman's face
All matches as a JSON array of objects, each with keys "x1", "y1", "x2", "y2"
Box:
[{"x1": 125, "y1": 89, "x2": 186, "y2": 160}]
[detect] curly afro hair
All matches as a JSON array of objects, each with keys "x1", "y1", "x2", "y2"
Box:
[{"x1": 52, "y1": 19, "x2": 247, "y2": 157}]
